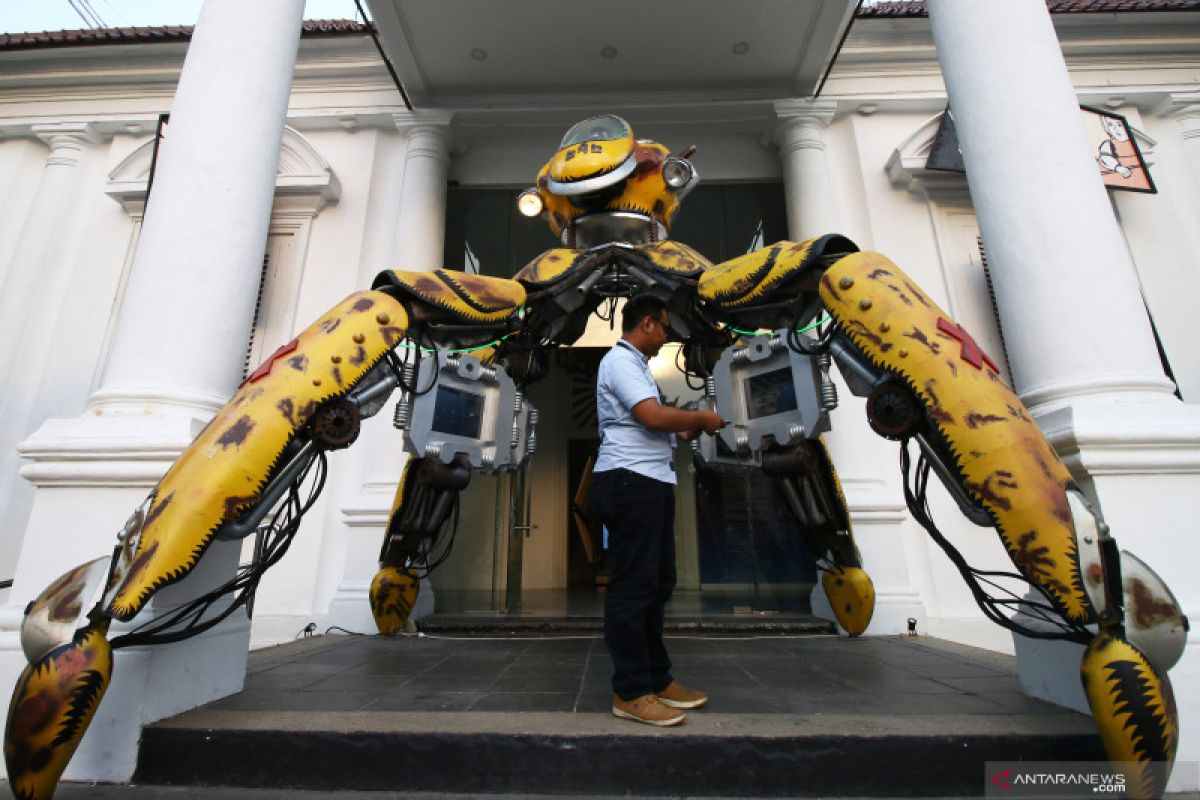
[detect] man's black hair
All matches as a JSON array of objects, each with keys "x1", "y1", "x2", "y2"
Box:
[{"x1": 622, "y1": 295, "x2": 669, "y2": 333}]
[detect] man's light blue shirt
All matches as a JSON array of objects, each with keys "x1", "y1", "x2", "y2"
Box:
[{"x1": 594, "y1": 339, "x2": 676, "y2": 485}]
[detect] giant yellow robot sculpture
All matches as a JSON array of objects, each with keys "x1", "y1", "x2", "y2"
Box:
[{"x1": 5, "y1": 115, "x2": 1186, "y2": 799}]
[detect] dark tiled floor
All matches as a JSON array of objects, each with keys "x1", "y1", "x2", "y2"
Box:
[{"x1": 207, "y1": 632, "x2": 1054, "y2": 718}]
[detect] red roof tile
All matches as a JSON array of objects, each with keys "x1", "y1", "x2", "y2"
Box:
[
  {"x1": 0, "y1": 19, "x2": 368, "y2": 51},
  {"x1": 858, "y1": 0, "x2": 1199, "y2": 16}
]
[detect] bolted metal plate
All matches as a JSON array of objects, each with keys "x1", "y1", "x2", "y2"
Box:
[
  {"x1": 1121, "y1": 549, "x2": 1187, "y2": 673},
  {"x1": 21, "y1": 556, "x2": 111, "y2": 664}
]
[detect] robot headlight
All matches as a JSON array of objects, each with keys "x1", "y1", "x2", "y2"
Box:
[
  {"x1": 662, "y1": 157, "x2": 695, "y2": 190},
  {"x1": 517, "y1": 189, "x2": 544, "y2": 218}
]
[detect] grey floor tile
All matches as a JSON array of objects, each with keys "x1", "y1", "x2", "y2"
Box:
[
  {"x1": 468, "y1": 692, "x2": 578, "y2": 712},
  {"x1": 207, "y1": 690, "x2": 381, "y2": 712},
  {"x1": 363, "y1": 691, "x2": 487, "y2": 712}
]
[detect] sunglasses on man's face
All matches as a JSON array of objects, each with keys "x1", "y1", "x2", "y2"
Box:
[{"x1": 650, "y1": 316, "x2": 680, "y2": 341}]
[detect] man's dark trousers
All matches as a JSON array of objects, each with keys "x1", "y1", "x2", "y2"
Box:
[{"x1": 591, "y1": 467, "x2": 676, "y2": 700}]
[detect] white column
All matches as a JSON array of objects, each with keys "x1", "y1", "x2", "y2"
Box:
[
  {"x1": 391, "y1": 111, "x2": 453, "y2": 268},
  {"x1": 774, "y1": 100, "x2": 840, "y2": 241},
  {"x1": 927, "y1": 0, "x2": 1172, "y2": 411},
  {"x1": 0, "y1": 125, "x2": 97, "y2": 384},
  {"x1": 771, "y1": 101, "x2": 923, "y2": 637},
  {"x1": 328, "y1": 111, "x2": 455, "y2": 632},
  {"x1": 0, "y1": 124, "x2": 98, "y2": 573},
  {"x1": 94, "y1": 0, "x2": 306, "y2": 416},
  {"x1": 2, "y1": 0, "x2": 307, "y2": 783},
  {"x1": 929, "y1": 3, "x2": 1200, "y2": 790}
]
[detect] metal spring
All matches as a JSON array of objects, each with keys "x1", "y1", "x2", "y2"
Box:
[
  {"x1": 527, "y1": 432, "x2": 537, "y2": 456},
  {"x1": 821, "y1": 379, "x2": 838, "y2": 411},
  {"x1": 817, "y1": 353, "x2": 837, "y2": 410},
  {"x1": 393, "y1": 395, "x2": 411, "y2": 429},
  {"x1": 704, "y1": 376, "x2": 716, "y2": 398},
  {"x1": 770, "y1": 335, "x2": 784, "y2": 351},
  {"x1": 482, "y1": 366, "x2": 497, "y2": 381},
  {"x1": 510, "y1": 422, "x2": 520, "y2": 450},
  {"x1": 424, "y1": 441, "x2": 443, "y2": 459}
]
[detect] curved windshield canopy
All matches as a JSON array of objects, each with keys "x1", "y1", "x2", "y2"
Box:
[{"x1": 559, "y1": 115, "x2": 631, "y2": 148}]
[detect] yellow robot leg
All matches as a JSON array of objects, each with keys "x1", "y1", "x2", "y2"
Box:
[
  {"x1": 4, "y1": 619, "x2": 112, "y2": 800},
  {"x1": 1082, "y1": 631, "x2": 1177, "y2": 799},
  {"x1": 819, "y1": 251, "x2": 1182, "y2": 788},
  {"x1": 370, "y1": 456, "x2": 472, "y2": 635},
  {"x1": 763, "y1": 438, "x2": 875, "y2": 636}
]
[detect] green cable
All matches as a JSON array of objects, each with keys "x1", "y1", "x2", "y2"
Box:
[
  {"x1": 726, "y1": 316, "x2": 830, "y2": 338},
  {"x1": 396, "y1": 331, "x2": 515, "y2": 355},
  {"x1": 395, "y1": 305, "x2": 525, "y2": 354}
]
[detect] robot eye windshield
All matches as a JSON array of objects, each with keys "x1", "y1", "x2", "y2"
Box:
[{"x1": 559, "y1": 115, "x2": 630, "y2": 148}]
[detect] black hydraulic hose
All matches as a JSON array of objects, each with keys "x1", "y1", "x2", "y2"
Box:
[{"x1": 352, "y1": 0, "x2": 414, "y2": 110}]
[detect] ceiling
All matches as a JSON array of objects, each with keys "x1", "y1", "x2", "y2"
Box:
[{"x1": 363, "y1": 0, "x2": 859, "y2": 108}]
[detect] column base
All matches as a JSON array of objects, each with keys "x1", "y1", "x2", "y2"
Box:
[
  {"x1": 1019, "y1": 395, "x2": 1200, "y2": 792},
  {"x1": 4, "y1": 411, "x2": 252, "y2": 783}
]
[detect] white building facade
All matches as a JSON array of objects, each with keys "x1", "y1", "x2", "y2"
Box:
[{"x1": 0, "y1": 0, "x2": 1198, "y2": 788}]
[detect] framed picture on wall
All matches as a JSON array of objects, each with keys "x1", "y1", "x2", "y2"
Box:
[{"x1": 1080, "y1": 106, "x2": 1156, "y2": 193}]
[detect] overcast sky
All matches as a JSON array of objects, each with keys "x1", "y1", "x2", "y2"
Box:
[{"x1": 0, "y1": 0, "x2": 362, "y2": 35}]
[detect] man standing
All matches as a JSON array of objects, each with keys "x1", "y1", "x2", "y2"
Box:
[{"x1": 591, "y1": 295, "x2": 725, "y2": 726}]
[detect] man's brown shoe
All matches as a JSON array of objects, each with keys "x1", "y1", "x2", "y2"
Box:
[
  {"x1": 656, "y1": 681, "x2": 708, "y2": 709},
  {"x1": 611, "y1": 693, "x2": 686, "y2": 726}
]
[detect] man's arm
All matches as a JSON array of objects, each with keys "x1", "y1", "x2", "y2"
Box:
[{"x1": 631, "y1": 399, "x2": 725, "y2": 435}]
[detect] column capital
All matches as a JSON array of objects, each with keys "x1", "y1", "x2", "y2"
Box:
[
  {"x1": 31, "y1": 122, "x2": 101, "y2": 166},
  {"x1": 770, "y1": 100, "x2": 838, "y2": 152},
  {"x1": 393, "y1": 111, "x2": 458, "y2": 162},
  {"x1": 1158, "y1": 92, "x2": 1200, "y2": 133}
]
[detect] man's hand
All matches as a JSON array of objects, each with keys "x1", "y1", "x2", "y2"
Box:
[
  {"x1": 695, "y1": 410, "x2": 726, "y2": 435},
  {"x1": 678, "y1": 428, "x2": 702, "y2": 442},
  {"x1": 632, "y1": 400, "x2": 728, "y2": 435}
]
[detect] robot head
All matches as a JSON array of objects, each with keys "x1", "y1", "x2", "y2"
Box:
[{"x1": 517, "y1": 114, "x2": 698, "y2": 245}]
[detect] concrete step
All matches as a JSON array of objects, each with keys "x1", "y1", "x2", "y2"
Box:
[
  {"x1": 131, "y1": 634, "x2": 1106, "y2": 797},
  {"x1": 136, "y1": 708, "x2": 1103, "y2": 797}
]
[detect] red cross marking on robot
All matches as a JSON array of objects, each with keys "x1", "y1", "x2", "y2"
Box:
[
  {"x1": 242, "y1": 338, "x2": 300, "y2": 386},
  {"x1": 937, "y1": 317, "x2": 999, "y2": 372}
]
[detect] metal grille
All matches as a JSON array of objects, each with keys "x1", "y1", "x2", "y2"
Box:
[
  {"x1": 976, "y1": 235, "x2": 1014, "y2": 378},
  {"x1": 241, "y1": 250, "x2": 272, "y2": 379}
]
